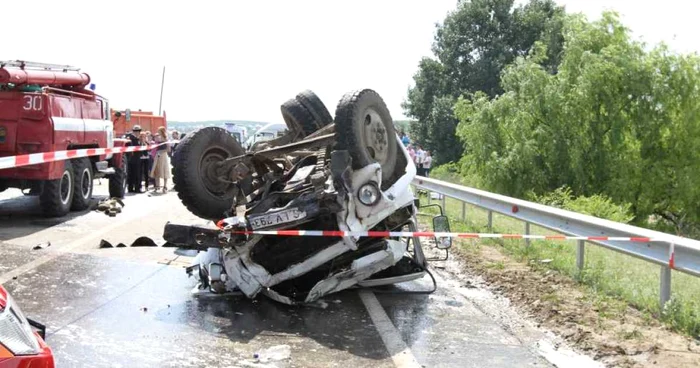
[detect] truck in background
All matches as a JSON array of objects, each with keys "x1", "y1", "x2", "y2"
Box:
[
  {"x1": 244, "y1": 122, "x2": 288, "y2": 150},
  {"x1": 112, "y1": 109, "x2": 167, "y2": 137},
  {"x1": 224, "y1": 122, "x2": 247, "y2": 144},
  {"x1": 0, "y1": 60, "x2": 128, "y2": 217}
]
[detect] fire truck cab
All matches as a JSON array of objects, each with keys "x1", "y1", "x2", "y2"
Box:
[{"x1": 0, "y1": 61, "x2": 127, "y2": 217}]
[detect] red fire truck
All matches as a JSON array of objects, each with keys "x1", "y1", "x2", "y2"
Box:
[{"x1": 0, "y1": 61, "x2": 127, "y2": 217}]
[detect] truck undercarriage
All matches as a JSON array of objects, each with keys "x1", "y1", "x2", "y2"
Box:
[{"x1": 164, "y1": 89, "x2": 450, "y2": 305}]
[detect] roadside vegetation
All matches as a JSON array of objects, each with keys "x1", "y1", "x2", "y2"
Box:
[
  {"x1": 417, "y1": 186, "x2": 700, "y2": 339},
  {"x1": 404, "y1": 0, "x2": 700, "y2": 339}
]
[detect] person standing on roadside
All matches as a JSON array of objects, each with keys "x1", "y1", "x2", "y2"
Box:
[
  {"x1": 125, "y1": 125, "x2": 142, "y2": 193},
  {"x1": 170, "y1": 130, "x2": 180, "y2": 158},
  {"x1": 415, "y1": 145, "x2": 426, "y2": 176},
  {"x1": 139, "y1": 132, "x2": 151, "y2": 191},
  {"x1": 407, "y1": 144, "x2": 416, "y2": 164},
  {"x1": 423, "y1": 150, "x2": 433, "y2": 177},
  {"x1": 149, "y1": 126, "x2": 171, "y2": 193},
  {"x1": 400, "y1": 131, "x2": 410, "y2": 146}
]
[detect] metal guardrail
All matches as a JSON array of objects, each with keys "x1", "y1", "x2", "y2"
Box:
[{"x1": 412, "y1": 176, "x2": 700, "y2": 309}]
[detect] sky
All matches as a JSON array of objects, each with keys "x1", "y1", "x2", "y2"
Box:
[{"x1": 2, "y1": 1, "x2": 698, "y2": 123}]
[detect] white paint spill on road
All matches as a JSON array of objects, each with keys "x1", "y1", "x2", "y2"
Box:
[{"x1": 358, "y1": 289, "x2": 421, "y2": 368}]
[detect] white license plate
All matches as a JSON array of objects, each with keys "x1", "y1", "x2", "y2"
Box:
[{"x1": 248, "y1": 208, "x2": 307, "y2": 230}]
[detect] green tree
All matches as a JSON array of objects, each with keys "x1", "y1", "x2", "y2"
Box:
[
  {"x1": 403, "y1": 0, "x2": 565, "y2": 164},
  {"x1": 455, "y1": 11, "x2": 700, "y2": 236}
]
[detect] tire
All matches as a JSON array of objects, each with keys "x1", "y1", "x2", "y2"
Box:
[
  {"x1": 172, "y1": 126, "x2": 245, "y2": 220},
  {"x1": 71, "y1": 158, "x2": 93, "y2": 210},
  {"x1": 40, "y1": 160, "x2": 74, "y2": 217},
  {"x1": 295, "y1": 90, "x2": 333, "y2": 129},
  {"x1": 334, "y1": 89, "x2": 398, "y2": 188},
  {"x1": 109, "y1": 154, "x2": 127, "y2": 198},
  {"x1": 280, "y1": 99, "x2": 317, "y2": 136}
]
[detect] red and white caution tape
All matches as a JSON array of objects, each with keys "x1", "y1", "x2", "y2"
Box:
[
  {"x1": 222, "y1": 229, "x2": 660, "y2": 242},
  {"x1": 0, "y1": 141, "x2": 178, "y2": 170}
]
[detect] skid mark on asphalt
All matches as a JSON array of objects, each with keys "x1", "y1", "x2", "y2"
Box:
[{"x1": 359, "y1": 289, "x2": 421, "y2": 368}]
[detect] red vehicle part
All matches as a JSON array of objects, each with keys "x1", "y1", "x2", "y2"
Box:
[
  {"x1": 0, "y1": 285, "x2": 55, "y2": 368},
  {"x1": 111, "y1": 109, "x2": 167, "y2": 137},
  {"x1": 0, "y1": 61, "x2": 127, "y2": 217},
  {"x1": 0, "y1": 68, "x2": 90, "y2": 88}
]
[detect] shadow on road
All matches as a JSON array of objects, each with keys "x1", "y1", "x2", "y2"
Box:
[{"x1": 0, "y1": 193, "x2": 110, "y2": 242}]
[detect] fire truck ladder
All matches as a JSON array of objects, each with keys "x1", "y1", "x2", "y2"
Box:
[{"x1": 0, "y1": 60, "x2": 80, "y2": 72}]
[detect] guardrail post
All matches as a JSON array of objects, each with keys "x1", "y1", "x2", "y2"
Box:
[
  {"x1": 487, "y1": 211, "x2": 493, "y2": 230},
  {"x1": 576, "y1": 240, "x2": 585, "y2": 271},
  {"x1": 525, "y1": 222, "x2": 531, "y2": 246},
  {"x1": 461, "y1": 202, "x2": 466, "y2": 221},
  {"x1": 660, "y1": 265, "x2": 671, "y2": 310},
  {"x1": 428, "y1": 192, "x2": 431, "y2": 204},
  {"x1": 441, "y1": 195, "x2": 446, "y2": 213}
]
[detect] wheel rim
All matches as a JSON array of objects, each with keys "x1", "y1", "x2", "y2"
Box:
[
  {"x1": 362, "y1": 109, "x2": 390, "y2": 165},
  {"x1": 79, "y1": 168, "x2": 91, "y2": 199},
  {"x1": 122, "y1": 160, "x2": 128, "y2": 190},
  {"x1": 60, "y1": 170, "x2": 72, "y2": 205},
  {"x1": 199, "y1": 147, "x2": 233, "y2": 196}
]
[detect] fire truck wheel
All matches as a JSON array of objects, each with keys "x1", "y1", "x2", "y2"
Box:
[
  {"x1": 281, "y1": 99, "x2": 316, "y2": 136},
  {"x1": 172, "y1": 127, "x2": 245, "y2": 220},
  {"x1": 71, "y1": 158, "x2": 93, "y2": 211},
  {"x1": 295, "y1": 90, "x2": 333, "y2": 131},
  {"x1": 334, "y1": 89, "x2": 398, "y2": 188},
  {"x1": 40, "y1": 160, "x2": 75, "y2": 217},
  {"x1": 109, "y1": 155, "x2": 127, "y2": 198}
]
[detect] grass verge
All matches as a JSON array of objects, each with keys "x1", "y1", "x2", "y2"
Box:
[{"x1": 415, "y1": 188, "x2": 700, "y2": 339}]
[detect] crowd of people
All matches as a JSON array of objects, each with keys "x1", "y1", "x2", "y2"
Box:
[
  {"x1": 123, "y1": 124, "x2": 178, "y2": 194},
  {"x1": 399, "y1": 131, "x2": 432, "y2": 177}
]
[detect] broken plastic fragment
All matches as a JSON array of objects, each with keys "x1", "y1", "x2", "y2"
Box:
[{"x1": 32, "y1": 242, "x2": 50, "y2": 250}]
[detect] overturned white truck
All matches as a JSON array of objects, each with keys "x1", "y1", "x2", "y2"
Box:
[{"x1": 165, "y1": 89, "x2": 451, "y2": 305}]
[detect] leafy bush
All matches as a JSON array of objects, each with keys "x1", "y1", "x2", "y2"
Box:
[
  {"x1": 429, "y1": 162, "x2": 483, "y2": 188},
  {"x1": 531, "y1": 186, "x2": 634, "y2": 223}
]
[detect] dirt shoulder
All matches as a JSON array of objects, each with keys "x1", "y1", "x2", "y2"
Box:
[{"x1": 450, "y1": 241, "x2": 700, "y2": 368}]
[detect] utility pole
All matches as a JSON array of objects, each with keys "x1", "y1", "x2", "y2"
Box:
[{"x1": 158, "y1": 66, "x2": 165, "y2": 115}]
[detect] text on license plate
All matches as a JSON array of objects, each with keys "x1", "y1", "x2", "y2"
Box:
[{"x1": 248, "y1": 208, "x2": 307, "y2": 230}]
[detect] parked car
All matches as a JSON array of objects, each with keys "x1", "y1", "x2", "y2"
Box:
[{"x1": 0, "y1": 284, "x2": 55, "y2": 367}]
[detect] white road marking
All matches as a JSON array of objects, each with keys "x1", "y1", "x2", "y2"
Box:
[
  {"x1": 0, "y1": 202, "x2": 156, "y2": 284},
  {"x1": 358, "y1": 289, "x2": 421, "y2": 368}
]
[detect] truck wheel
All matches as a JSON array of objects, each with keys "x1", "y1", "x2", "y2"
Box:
[
  {"x1": 71, "y1": 158, "x2": 93, "y2": 210},
  {"x1": 334, "y1": 89, "x2": 398, "y2": 188},
  {"x1": 109, "y1": 155, "x2": 127, "y2": 198},
  {"x1": 295, "y1": 90, "x2": 333, "y2": 130},
  {"x1": 40, "y1": 160, "x2": 75, "y2": 217},
  {"x1": 172, "y1": 127, "x2": 245, "y2": 220},
  {"x1": 281, "y1": 99, "x2": 316, "y2": 136}
]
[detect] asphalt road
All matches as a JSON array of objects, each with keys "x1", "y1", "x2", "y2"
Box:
[{"x1": 0, "y1": 181, "x2": 602, "y2": 368}]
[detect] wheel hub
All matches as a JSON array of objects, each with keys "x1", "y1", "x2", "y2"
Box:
[
  {"x1": 199, "y1": 148, "x2": 232, "y2": 195},
  {"x1": 80, "y1": 169, "x2": 91, "y2": 198},
  {"x1": 363, "y1": 109, "x2": 389, "y2": 164},
  {"x1": 60, "y1": 171, "x2": 72, "y2": 205}
]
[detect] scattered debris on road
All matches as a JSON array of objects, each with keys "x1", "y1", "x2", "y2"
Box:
[
  {"x1": 32, "y1": 241, "x2": 51, "y2": 250},
  {"x1": 96, "y1": 198, "x2": 125, "y2": 217}
]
